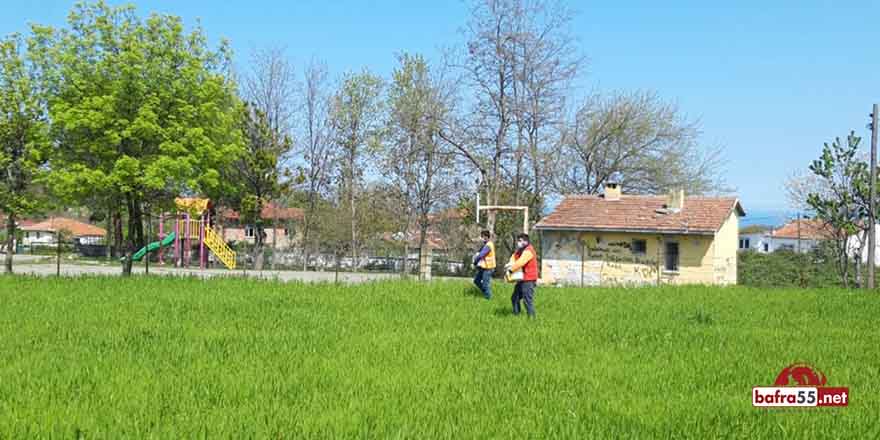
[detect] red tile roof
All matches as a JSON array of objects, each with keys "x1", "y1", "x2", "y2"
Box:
[
  {"x1": 535, "y1": 195, "x2": 744, "y2": 235},
  {"x1": 20, "y1": 217, "x2": 106, "y2": 237},
  {"x1": 770, "y1": 219, "x2": 835, "y2": 240},
  {"x1": 220, "y1": 203, "x2": 304, "y2": 222}
]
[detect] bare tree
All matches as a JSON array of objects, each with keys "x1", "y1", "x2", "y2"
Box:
[
  {"x1": 441, "y1": 0, "x2": 583, "y2": 234},
  {"x1": 509, "y1": 0, "x2": 583, "y2": 213},
  {"x1": 296, "y1": 58, "x2": 335, "y2": 270},
  {"x1": 244, "y1": 45, "x2": 297, "y2": 142},
  {"x1": 240, "y1": 45, "x2": 297, "y2": 270},
  {"x1": 552, "y1": 91, "x2": 726, "y2": 196},
  {"x1": 440, "y1": 0, "x2": 520, "y2": 234},
  {"x1": 785, "y1": 170, "x2": 831, "y2": 212}
]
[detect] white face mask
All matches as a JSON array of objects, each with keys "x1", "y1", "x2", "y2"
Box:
[{"x1": 517, "y1": 240, "x2": 527, "y2": 250}]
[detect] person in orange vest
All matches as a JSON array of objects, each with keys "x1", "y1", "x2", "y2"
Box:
[
  {"x1": 505, "y1": 233, "x2": 539, "y2": 317},
  {"x1": 472, "y1": 230, "x2": 495, "y2": 299}
]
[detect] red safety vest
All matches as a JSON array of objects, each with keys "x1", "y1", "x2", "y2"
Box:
[{"x1": 514, "y1": 244, "x2": 539, "y2": 281}]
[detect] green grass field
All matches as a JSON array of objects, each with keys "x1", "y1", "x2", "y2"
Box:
[{"x1": 0, "y1": 276, "x2": 877, "y2": 438}]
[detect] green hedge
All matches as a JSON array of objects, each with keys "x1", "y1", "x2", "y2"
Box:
[{"x1": 738, "y1": 246, "x2": 849, "y2": 288}]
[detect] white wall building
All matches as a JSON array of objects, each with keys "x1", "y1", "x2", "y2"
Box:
[
  {"x1": 738, "y1": 219, "x2": 832, "y2": 254},
  {"x1": 847, "y1": 229, "x2": 880, "y2": 267}
]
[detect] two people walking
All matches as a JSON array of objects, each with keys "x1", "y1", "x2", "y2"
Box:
[{"x1": 473, "y1": 231, "x2": 538, "y2": 318}]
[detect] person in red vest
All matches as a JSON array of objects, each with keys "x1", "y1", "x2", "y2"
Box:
[{"x1": 505, "y1": 233, "x2": 539, "y2": 317}]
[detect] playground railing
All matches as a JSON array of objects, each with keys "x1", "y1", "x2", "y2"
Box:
[{"x1": 204, "y1": 225, "x2": 236, "y2": 270}]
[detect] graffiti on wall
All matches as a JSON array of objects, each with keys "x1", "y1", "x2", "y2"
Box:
[{"x1": 543, "y1": 232, "x2": 660, "y2": 286}]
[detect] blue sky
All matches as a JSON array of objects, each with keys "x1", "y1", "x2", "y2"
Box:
[{"x1": 3, "y1": 0, "x2": 879, "y2": 215}]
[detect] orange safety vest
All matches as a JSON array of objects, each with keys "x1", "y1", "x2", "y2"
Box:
[
  {"x1": 511, "y1": 244, "x2": 538, "y2": 282},
  {"x1": 478, "y1": 241, "x2": 496, "y2": 269}
]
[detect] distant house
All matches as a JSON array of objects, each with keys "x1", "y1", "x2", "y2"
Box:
[
  {"x1": 219, "y1": 203, "x2": 304, "y2": 249},
  {"x1": 738, "y1": 225, "x2": 772, "y2": 253},
  {"x1": 845, "y1": 228, "x2": 880, "y2": 266},
  {"x1": 20, "y1": 217, "x2": 107, "y2": 247},
  {"x1": 373, "y1": 209, "x2": 471, "y2": 273},
  {"x1": 739, "y1": 219, "x2": 834, "y2": 254},
  {"x1": 0, "y1": 216, "x2": 38, "y2": 253},
  {"x1": 535, "y1": 183, "x2": 745, "y2": 286}
]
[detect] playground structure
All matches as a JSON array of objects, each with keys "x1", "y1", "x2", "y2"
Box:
[{"x1": 130, "y1": 198, "x2": 237, "y2": 270}]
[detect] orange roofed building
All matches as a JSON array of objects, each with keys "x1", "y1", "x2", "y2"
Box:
[
  {"x1": 218, "y1": 203, "x2": 305, "y2": 249},
  {"x1": 20, "y1": 217, "x2": 107, "y2": 247},
  {"x1": 738, "y1": 218, "x2": 835, "y2": 254},
  {"x1": 534, "y1": 182, "x2": 745, "y2": 286}
]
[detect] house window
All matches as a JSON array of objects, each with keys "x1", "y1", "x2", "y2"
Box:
[
  {"x1": 36, "y1": 232, "x2": 41, "y2": 239},
  {"x1": 763, "y1": 243, "x2": 769, "y2": 252},
  {"x1": 665, "y1": 242, "x2": 680, "y2": 272},
  {"x1": 631, "y1": 239, "x2": 647, "y2": 255},
  {"x1": 739, "y1": 238, "x2": 750, "y2": 249},
  {"x1": 745, "y1": 238, "x2": 750, "y2": 249},
  {"x1": 284, "y1": 228, "x2": 291, "y2": 236},
  {"x1": 244, "y1": 226, "x2": 255, "y2": 238}
]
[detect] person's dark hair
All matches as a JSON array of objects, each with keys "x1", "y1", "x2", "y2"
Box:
[
  {"x1": 516, "y1": 233, "x2": 530, "y2": 243},
  {"x1": 481, "y1": 230, "x2": 491, "y2": 239}
]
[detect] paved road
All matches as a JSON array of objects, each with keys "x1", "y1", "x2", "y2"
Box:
[
  {"x1": 1, "y1": 254, "x2": 52, "y2": 264},
  {"x1": 8, "y1": 261, "x2": 405, "y2": 283}
]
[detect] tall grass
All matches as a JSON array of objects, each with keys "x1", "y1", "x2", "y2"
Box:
[{"x1": 0, "y1": 276, "x2": 877, "y2": 438}]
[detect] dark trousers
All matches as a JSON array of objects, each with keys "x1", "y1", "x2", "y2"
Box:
[
  {"x1": 511, "y1": 281, "x2": 536, "y2": 316},
  {"x1": 473, "y1": 267, "x2": 493, "y2": 299}
]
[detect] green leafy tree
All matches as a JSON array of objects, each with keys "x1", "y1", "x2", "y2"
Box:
[
  {"x1": 220, "y1": 105, "x2": 290, "y2": 270},
  {"x1": 807, "y1": 132, "x2": 876, "y2": 288},
  {"x1": 30, "y1": 1, "x2": 242, "y2": 275},
  {"x1": 329, "y1": 70, "x2": 384, "y2": 266},
  {"x1": 385, "y1": 53, "x2": 457, "y2": 278},
  {"x1": 0, "y1": 33, "x2": 49, "y2": 273}
]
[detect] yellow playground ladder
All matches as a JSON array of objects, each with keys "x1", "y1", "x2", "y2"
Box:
[{"x1": 204, "y1": 225, "x2": 237, "y2": 270}]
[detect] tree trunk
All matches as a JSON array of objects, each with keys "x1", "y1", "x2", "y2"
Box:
[
  {"x1": 253, "y1": 225, "x2": 265, "y2": 270},
  {"x1": 5, "y1": 213, "x2": 15, "y2": 274},
  {"x1": 334, "y1": 248, "x2": 341, "y2": 283},
  {"x1": 122, "y1": 197, "x2": 136, "y2": 276},
  {"x1": 55, "y1": 230, "x2": 61, "y2": 277},
  {"x1": 856, "y1": 256, "x2": 862, "y2": 288},
  {"x1": 418, "y1": 216, "x2": 430, "y2": 281},
  {"x1": 144, "y1": 207, "x2": 151, "y2": 275},
  {"x1": 105, "y1": 204, "x2": 113, "y2": 260},
  {"x1": 350, "y1": 189, "x2": 358, "y2": 269},
  {"x1": 271, "y1": 213, "x2": 277, "y2": 270},
  {"x1": 113, "y1": 212, "x2": 123, "y2": 258},
  {"x1": 301, "y1": 222, "x2": 310, "y2": 271},
  {"x1": 132, "y1": 202, "x2": 145, "y2": 249},
  {"x1": 402, "y1": 241, "x2": 409, "y2": 276}
]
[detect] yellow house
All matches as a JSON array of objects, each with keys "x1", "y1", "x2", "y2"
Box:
[{"x1": 535, "y1": 183, "x2": 745, "y2": 286}]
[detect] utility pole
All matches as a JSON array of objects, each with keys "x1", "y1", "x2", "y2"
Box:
[
  {"x1": 869, "y1": 104, "x2": 878, "y2": 289},
  {"x1": 797, "y1": 213, "x2": 804, "y2": 287}
]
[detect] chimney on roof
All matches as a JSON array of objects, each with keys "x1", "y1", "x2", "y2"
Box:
[
  {"x1": 603, "y1": 181, "x2": 621, "y2": 201},
  {"x1": 667, "y1": 189, "x2": 685, "y2": 212}
]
